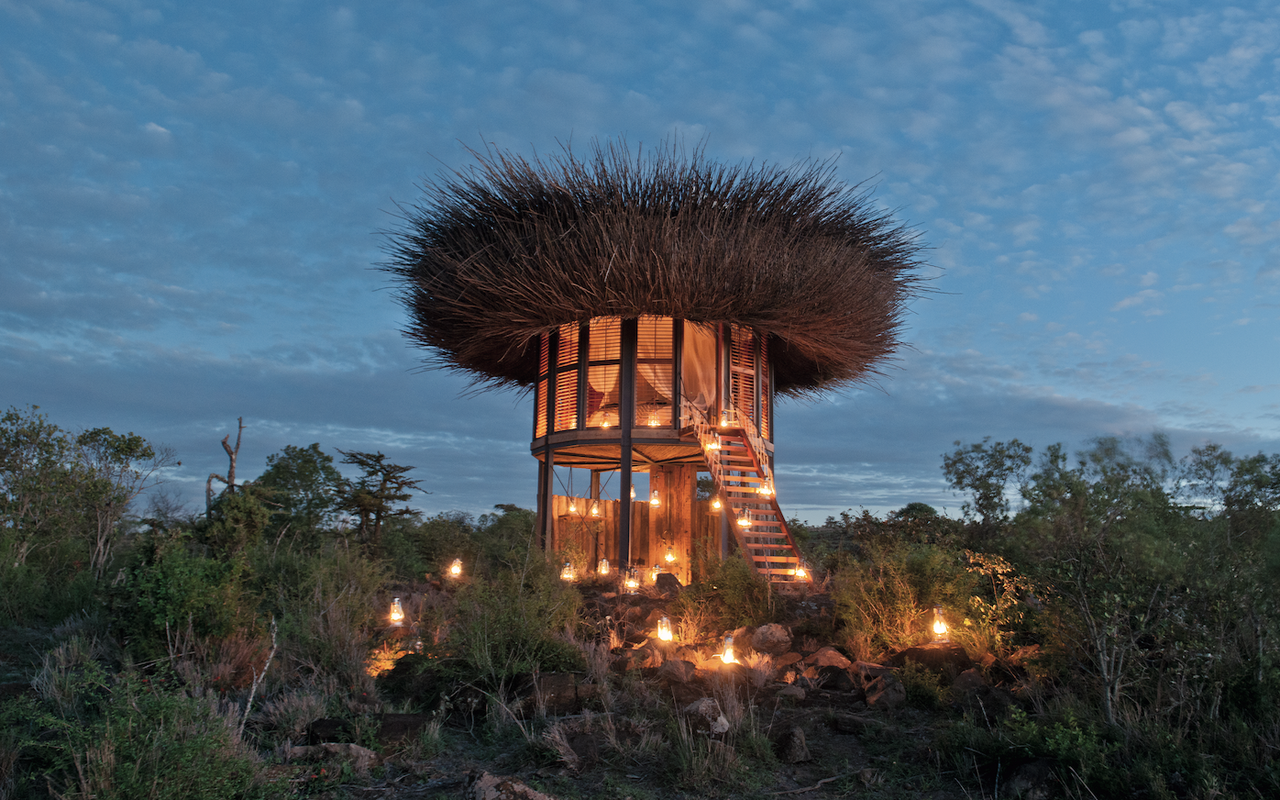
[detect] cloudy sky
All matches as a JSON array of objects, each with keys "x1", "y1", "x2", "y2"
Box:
[{"x1": 4, "y1": 0, "x2": 1279, "y2": 525}]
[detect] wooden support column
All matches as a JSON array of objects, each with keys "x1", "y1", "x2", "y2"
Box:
[{"x1": 618, "y1": 318, "x2": 638, "y2": 567}]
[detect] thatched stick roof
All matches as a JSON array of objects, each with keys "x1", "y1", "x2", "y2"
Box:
[{"x1": 381, "y1": 140, "x2": 926, "y2": 397}]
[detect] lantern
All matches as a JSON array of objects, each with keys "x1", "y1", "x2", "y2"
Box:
[
  {"x1": 630, "y1": 485, "x2": 636, "y2": 500},
  {"x1": 757, "y1": 480, "x2": 774, "y2": 497},
  {"x1": 711, "y1": 495, "x2": 722, "y2": 511},
  {"x1": 389, "y1": 597, "x2": 405, "y2": 627},
  {"x1": 590, "y1": 501, "x2": 600, "y2": 518},
  {"x1": 449, "y1": 558, "x2": 463, "y2": 578},
  {"x1": 665, "y1": 545, "x2": 676, "y2": 564},
  {"x1": 650, "y1": 564, "x2": 661, "y2": 583},
  {"x1": 794, "y1": 561, "x2": 809, "y2": 581},
  {"x1": 738, "y1": 509, "x2": 752, "y2": 528},
  {"x1": 598, "y1": 557, "x2": 610, "y2": 576},
  {"x1": 624, "y1": 568, "x2": 639, "y2": 593},
  {"x1": 657, "y1": 616, "x2": 673, "y2": 642},
  {"x1": 650, "y1": 489, "x2": 661, "y2": 507},
  {"x1": 932, "y1": 605, "x2": 948, "y2": 642},
  {"x1": 560, "y1": 561, "x2": 577, "y2": 582},
  {"x1": 722, "y1": 634, "x2": 737, "y2": 664},
  {"x1": 568, "y1": 498, "x2": 578, "y2": 514}
]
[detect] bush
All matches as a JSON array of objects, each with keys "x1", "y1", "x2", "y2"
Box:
[
  {"x1": 671, "y1": 553, "x2": 776, "y2": 634},
  {"x1": 3, "y1": 650, "x2": 262, "y2": 799}
]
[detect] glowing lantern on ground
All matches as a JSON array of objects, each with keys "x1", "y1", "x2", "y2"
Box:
[
  {"x1": 449, "y1": 558, "x2": 463, "y2": 578},
  {"x1": 722, "y1": 634, "x2": 737, "y2": 664},
  {"x1": 560, "y1": 562, "x2": 577, "y2": 582},
  {"x1": 650, "y1": 564, "x2": 661, "y2": 583},
  {"x1": 794, "y1": 562, "x2": 809, "y2": 581},
  {"x1": 598, "y1": 558, "x2": 610, "y2": 576},
  {"x1": 932, "y1": 605, "x2": 948, "y2": 642},
  {"x1": 624, "y1": 568, "x2": 639, "y2": 593},
  {"x1": 657, "y1": 616, "x2": 673, "y2": 642},
  {"x1": 389, "y1": 597, "x2": 405, "y2": 627}
]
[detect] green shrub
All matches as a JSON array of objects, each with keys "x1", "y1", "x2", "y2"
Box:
[
  {"x1": 4, "y1": 655, "x2": 262, "y2": 799},
  {"x1": 671, "y1": 553, "x2": 776, "y2": 633},
  {"x1": 107, "y1": 534, "x2": 250, "y2": 659}
]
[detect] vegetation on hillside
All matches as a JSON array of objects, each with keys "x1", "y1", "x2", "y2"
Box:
[{"x1": 0, "y1": 405, "x2": 1276, "y2": 798}]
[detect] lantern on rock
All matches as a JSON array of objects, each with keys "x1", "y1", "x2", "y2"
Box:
[
  {"x1": 932, "y1": 605, "x2": 948, "y2": 642},
  {"x1": 598, "y1": 557, "x2": 610, "y2": 576},
  {"x1": 657, "y1": 616, "x2": 673, "y2": 642},
  {"x1": 560, "y1": 562, "x2": 577, "y2": 582},
  {"x1": 722, "y1": 634, "x2": 737, "y2": 664}
]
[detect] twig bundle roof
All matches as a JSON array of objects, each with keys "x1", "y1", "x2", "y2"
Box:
[{"x1": 381, "y1": 140, "x2": 926, "y2": 397}]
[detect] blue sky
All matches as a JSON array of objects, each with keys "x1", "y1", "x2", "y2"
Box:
[{"x1": 3, "y1": 0, "x2": 1279, "y2": 525}]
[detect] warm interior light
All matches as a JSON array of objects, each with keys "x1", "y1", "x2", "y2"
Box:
[
  {"x1": 389, "y1": 597, "x2": 405, "y2": 627},
  {"x1": 664, "y1": 545, "x2": 676, "y2": 563},
  {"x1": 722, "y1": 634, "x2": 737, "y2": 664},
  {"x1": 601, "y1": 419, "x2": 611, "y2": 428},
  {"x1": 449, "y1": 558, "x2": 462, "y2": 578},
  {"x1": 932, "y1": 605, "x2": 948, "y2": 641},
  {"x1": 598, "y1": 557, "x2": 610, "y2": 576},
  {"x1": 657, "y1": 616, "x2": 673, "y2": 642},
  {"x1": 560, "y1": 562, "x2": 577, "y2": 582},
  {"x1": 647, "y1": 413, "x2": 659, "y2": 427},
  {"x1": 650, "y1": 489, "x2": 660, "y2": 507}
]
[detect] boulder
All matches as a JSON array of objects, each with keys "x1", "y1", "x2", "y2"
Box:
[
  {"x1": 775, "y1": 652, "x2": 804, "y2": 668},
  {"x1": 751, "y1": 623, "x2": 793, "y2": 655},
  {"x1": 654, "y1": 572, "x2": 683, "y2": 597},
  {"x1": 285, "y1": 742, "x2": 379, "y2": 772},
  {"x1": 775, "y1": 685, "x2": 806, "y2": 702},
  {"x1": 777, "y1": 726, "x2": 811, "y2": 763},
  {"x1": 886, "y1": 642, "x2": 972, "y2": 678},
  {"x1": 655, "y1": 659, "x2": 696, "y2": 684},
  {"x1": 470, "y1": 771, "x2": 559, "y2": 800},
  {"x1": 817, "y1": 665, "x2": 859, "y2": 693},
  {"x1": 805, "y1": 646, "x2": 852, "y2": 670},
  {"x1": 865, "y1": 672, "x2": 906, "y2": 708},
  {"x1": 683, "y1": 697, "x2": 731, "y2": 735}
]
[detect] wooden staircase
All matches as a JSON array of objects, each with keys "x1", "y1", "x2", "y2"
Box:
[{"x1": 683, "y1": 400, "x2": 808, "y2": 582}]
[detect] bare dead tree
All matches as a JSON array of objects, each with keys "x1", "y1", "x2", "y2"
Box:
[{"x1": 206, "y1": 416, "x2": 245, "y2": 517}]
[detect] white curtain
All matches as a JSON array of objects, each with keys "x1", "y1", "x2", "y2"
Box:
[{"x1": 681, "y1": 322, "x2": 717, "y2": 414}]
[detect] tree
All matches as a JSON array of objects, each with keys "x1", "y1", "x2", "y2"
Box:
[
  {"x1": 73, "y1": 427, "x2": 175, "y2": 579},
  {"x1": 941, "y1": 437, "x2": 1033, "y2": 536},
  {"x1": 0, "y1": 406, "x2": 77, "y2": 565},
  {"x1": 336, "y1": 450, "x2": 423, "y2": 555},
  {"x1": 206, "y1": 417, "x2": 245, "y2": 517},
  {"x1": 256, "y1": 443, "x2": 344, "y2": 534}
]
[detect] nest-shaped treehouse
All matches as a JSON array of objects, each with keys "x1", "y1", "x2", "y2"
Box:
[{"x1": 383, "y1": 141, "x2": 924, "y2": 582}]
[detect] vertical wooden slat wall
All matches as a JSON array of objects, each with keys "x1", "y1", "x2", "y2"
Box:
[{"x1": 550, "y1": 493, "x2": 724, "y2": 583}]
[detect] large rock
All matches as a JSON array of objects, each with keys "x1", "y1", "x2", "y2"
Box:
[
  {"x1": 864, "y1": 672, "x2": 906, "y2": 708},
  {"x1": 777, "y1": 726, "x2": 811, "y2": 763},
  {"x1": 683, "y1": 697, "x2": 731, "y2": 735},
  {"x1": 751, "y1": 623, "x2": 793, "y2": 655},
  {"x1": 886, "y1": 642, "x2": 972, "y2": 678},
  {"x1": 656, "y1": 659, "x2": 696, "y2": 684},
  {"x1": 470, "y1": 772, "x2": 558, "y2": 800},
  {"x1": 285, "y1": 743, "x2": 379, "y2": 772},
  {"x1": 654, "y1": 572, "x2": 683, "y2": 597},
  {"x1": 805, "y1": 646, "x2": 852, "y2": 670},
  {"x1": 817, "y1": 665, "x2": 859, "y2": 694}
]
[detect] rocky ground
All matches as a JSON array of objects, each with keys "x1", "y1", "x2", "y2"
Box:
[{"x1": 277, "y1": 578, "x2": 1048, "y2": 800}]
